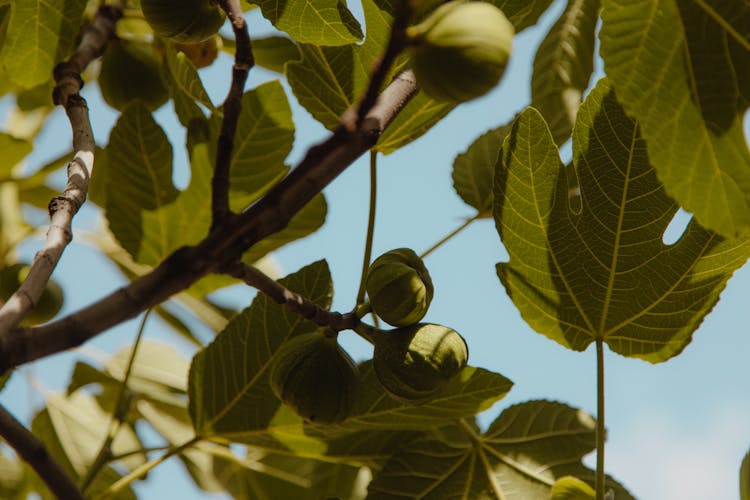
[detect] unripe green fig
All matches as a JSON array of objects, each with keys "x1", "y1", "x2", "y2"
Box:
[
  {"x1": 141, "y1": 0, "x2": 224, "y2": 43},
  {"x1": 175, "y1": 35, "x2": 222, "y2": 68},
  {"x1": 373, "y1": 323, "x2": 468, "y2": 402},
  {"x1": 407, "y1": 1, "x2": 514, "y2": 102},
  {"x1": 366, "y1": 248, "x2": 433, "y2": 327},
  {"x1": 0, "y1": 264, "x2": 63, "y2": 325},
  {"x1": 98, "y1": 39, "x2": 168, "y2": 111},
  {"x1": 270, "y1": 331, "x2": 359, "y2": 423}
]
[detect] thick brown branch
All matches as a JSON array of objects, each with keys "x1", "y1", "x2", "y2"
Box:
[
  {"x1": 224, "y1": 261, "x2": 359, "y2": 330},
  {"x1": 0, "y1": 70, "x2": 418, "y2": 374},
  {"x1": 211, "y1": 0, "x2": 254, "y2": 228},
  {"x1": 0, "y1": 6, "x2": 122, "y2": 333},
  {"x1": 0, "y1": 404, "x2": 84, "y2": 500}
]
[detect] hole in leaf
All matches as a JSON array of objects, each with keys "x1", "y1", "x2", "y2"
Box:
[{"x1": 662, "y1": 208, "x2": 692, "y2": 245}]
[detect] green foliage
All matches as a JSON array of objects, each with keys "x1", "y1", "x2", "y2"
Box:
[
  {"x1": 600, "y1": 0, "x2": 750, "y2": 238},
  {"x1": 494, "y1": 79, "x2": 750, "y2": 361},
  {"x1": 368, "y1": 400, "x2": 632, "y2": 499},
  {"x1": 531, "y1": 0, "x2": 600, "y2": 145},
  {"x1": 0, "y1": 0, "x2": 747, "y2": 498}
]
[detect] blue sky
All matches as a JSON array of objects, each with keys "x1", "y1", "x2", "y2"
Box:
[{"x1": 2, "y1": 1, "x2": 750, "y2": 499}]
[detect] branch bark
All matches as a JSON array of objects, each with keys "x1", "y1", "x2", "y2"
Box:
[
  {"x1": 0, "y1": 70, "x2": 419, "y2": 374},
  {"x1": 223, "y1": 261, "x2": 359, "y2": 331},
  {"x1": 0, "y1": 404, "x2": 84, "y2": 500},
  {"x1": 211, "y1": 0, "x2": 254, "y2": 228},
  {"x1": 0, "y1": 6, "x2": 122, "y2": 333}
]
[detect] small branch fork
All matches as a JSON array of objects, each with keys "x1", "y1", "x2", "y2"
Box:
[
  {"x1": 0, "y1": 5, "x2": 122, "y2": 333},
  {"x1": 0, "y1": 404, "x2": 84, "y2": 499},
  {"x1": 211, "y1": 0, "x2": 254, "y2": 229},
  {"x1": 223, "y1": 262, "x2": 359, "y2": 331}
]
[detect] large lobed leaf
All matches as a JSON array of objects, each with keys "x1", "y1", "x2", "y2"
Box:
[
  {"x1": 494, "y1": 78, "x2": 750, "y2": 362},
  {"x1": 367, "y1": 400, "x2": 633, "y2": 499},
  {"x1": 531, "y1": 0, "x2": 600, "y2": 145},
  {"x1": 600, "y1": 0, "x2": 750, "y2": 237}
]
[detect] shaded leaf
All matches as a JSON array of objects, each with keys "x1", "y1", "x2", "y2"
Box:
[
  {"x1": 251, "y1": 35, "x2": 301, "y2": 74},
  {"x1": 367, "y1": 400, "x2": 633, "y2": 499},
  {"x1": 188, "y1": 260, "x2": 333, "y2": 436},
  {"x1": 163, "y1": 45, "x2": 213, "y2": 126},
  {"x1": 0, "y1": 0, "x2": 86, "y2": 89},
  {"x1": 600, "y1": 0, "x2": 750, "y2": 237},
  {"x1": 491, "y1": 0, "x2": 557, "y2": 31},
  {"x1": 0, "y1": 133, "x2": 32, "y2": 179},
  {"x1": 30, "y1": 407, "x2": 137, "y2": 500},
  {"x1": 494, "y1": 79, "x2": 750, "y2": 362},
  {"x1": 452, "y1": 124, "x2": 512, "y2": 215},
  {"x1": 255, "y1": 0, "x2": 363, "y2": 46},
  {"x1": 0, "y1": 449, "x2": 28, "y2": 499},
  {"x1": 104, "y1": 81, "x2": 293, "y2": 265},
  {"x1": 531, "y1": 0, "x2": 600, "y2": 145},
  {"x1": 213, "y1": 449, "x2": 367, "y2": 500}
]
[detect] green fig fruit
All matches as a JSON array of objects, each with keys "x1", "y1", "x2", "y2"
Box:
[
  {"x1": 0, "y1": 263, "x2": 63, "y2": 325},
  {"x1": 408, "y1": 1, "x2": 514, "y2": 102},
  {"x1": 366, "y1": 248, "x2": 433, "y2": 327},
  {"x1": 98, "y1": 39, "x2": 168, "y2": 111},
  {"x1": 270, "y1": 331, "x2": 359, "y2": 423},
  {"x1": 141, "y1": 0, "x2": 225, "y2": 43},
  {"x1": 373, "y1": 323, "x2": 468, "y2": 402},
  {"x1": 175, "y1": 35, "x2": 223, "y2": 68}
]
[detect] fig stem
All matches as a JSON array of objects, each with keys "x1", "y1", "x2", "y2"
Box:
[
  {"x1": 211, "y1": 0, "x2": 255, "y2": 229},
  {"x1": 355, "y1": 150, "x2": 379, "y2": 306},
  {"x1": 596, "y1": 338, "x2": 606, "y2": 499},
  {"x1": 420, "y1": 213, "x2": 482, "y2": 259},
  {"x1": 80, "y1": 309, "x2": 152, "y2": 494}
]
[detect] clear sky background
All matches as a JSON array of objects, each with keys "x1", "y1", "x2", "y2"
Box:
[{"x1": 2, "y1": 1, "x2": 750, "y2": 499}]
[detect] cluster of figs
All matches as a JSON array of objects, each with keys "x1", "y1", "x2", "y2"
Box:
[
  {"x1": 100, "y1": 0, "x2": 516, "y2": 422},
  {"x1": 270, "y1": 249, "x2": 469, "y2": 423},
  {"x1": 98, "y1": 0, "x2": 514, "y2": 110}
]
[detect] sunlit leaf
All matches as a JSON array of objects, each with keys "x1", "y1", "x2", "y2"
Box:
[
  {"x1": 163, "y1": 45, "x2": 213, "y2": 126},
  {"x1": 367, "y1": 400, "x2": 633, "y2": 499},
  {"x1": 0, "y1": 0, "x2": 86, "y2": 89},
  {"x1": 254, "y1": 0, "x2": 363, "y2": 46},
  {"x1": 600, "y1": 0, "x2": 750, "y2": 237},
  {"x1": 0, "y1": 448, "x2": 27, "y2": 499},
  {"x1": 0, "y1": 133, "x2": 32, "y2": 179},
  {"x1": 531, "y1": 0, "x2": 600, "y2": 145},
  {"x1": 551, "y1": 476, "x2": 596, "y2": 499},
  {"x1": 188, "y1": 260, "x2": 333, "y2": 436},
  {"x1": 452, "y1": 123, "x2": 512, "y2": 215},
  {"x1": 494, "y1": 79, "x2": 750, "y2": 361}
]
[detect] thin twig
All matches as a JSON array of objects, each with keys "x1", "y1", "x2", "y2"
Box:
[
  {"x1": 223, "y1": 262, "x2": 359, "y2": 331},
  {"x1": 211, "y1": 0, "x2": 254, "y2": 228},
  {"x1": 0, "y1": 403, "x2": 84, "y2": 500},
  {"x1": 0, "y1": 5, "x2": 122, "y2": 333},
  {"x1": 80, "y1": 310, "x2": 152, "y2": 493}
]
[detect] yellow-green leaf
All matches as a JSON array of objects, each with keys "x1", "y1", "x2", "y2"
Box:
[
  {"x1": 494, "y1": 79, "x2": 750, "y2": 361},
  {"x1": 600, "y1": 0, "x2": 750, "y2": 237}
]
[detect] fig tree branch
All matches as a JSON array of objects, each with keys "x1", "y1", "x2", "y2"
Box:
[
  {"x1": 0, "y1": 69, "x2": 419, "y2": 375},
  {"x1": 0, "y1": 5, "x2": 122, "y2": 333},
  {"x1": 0, "y1": 403, "x2": 84, "y2": 500},
  {"x1": 223, "y1": 261, "x2": 359, "y2": 331},
  {"x1": 211, "y1": 0, "x2": 254, "y2": 229}
]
